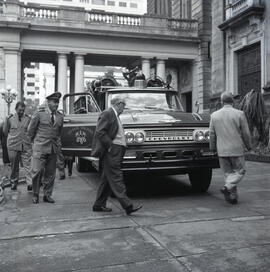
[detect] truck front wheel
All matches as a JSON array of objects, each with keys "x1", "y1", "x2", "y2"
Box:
[{"x1": 188, "y1": 168, "x2": 212, "y2": 193}]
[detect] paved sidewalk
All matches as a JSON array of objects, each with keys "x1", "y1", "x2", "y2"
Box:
[{"x1": 0, "y1": 161, "x2": 270, "y2": 272}]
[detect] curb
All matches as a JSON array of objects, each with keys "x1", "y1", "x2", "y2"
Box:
[{"x1": 245, "y1": 153, "x2": 270, "y2": 163}]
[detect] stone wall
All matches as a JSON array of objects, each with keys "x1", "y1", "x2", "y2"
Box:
[
  {"x1": 211, "y1": 0, "x2": 225, "y2": 96},
  {"x1": 192, "y1": 0, "x2": 212, "y2": 112}
]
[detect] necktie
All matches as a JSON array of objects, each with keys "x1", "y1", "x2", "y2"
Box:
[{"x1": 51, "y1": 113, "x2": 55, "y2": 125}]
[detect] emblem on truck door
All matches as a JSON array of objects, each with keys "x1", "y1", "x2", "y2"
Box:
[{"x1": 75, "y1": 130, "x2": 87, "y2": 145}]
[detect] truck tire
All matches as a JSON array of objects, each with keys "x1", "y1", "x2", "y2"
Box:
[
  {"x1": 76, "y1": 157, "x2": 95, "y2": 172},
  {"x1": 188, "y1": 168, "x2": 212, "y2": 193}
]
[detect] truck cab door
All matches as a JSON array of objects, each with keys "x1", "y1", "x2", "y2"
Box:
[{"x1": 61, "y1": 92, "x2": 100, "y2": 157}]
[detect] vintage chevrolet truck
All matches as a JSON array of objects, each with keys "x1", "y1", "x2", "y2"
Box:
[{"x1": 61, "y1": 81, "x2": 219, "y2": 193}]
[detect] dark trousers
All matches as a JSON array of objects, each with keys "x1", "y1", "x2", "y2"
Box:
[
  {"x1": 8, "y1": 149, "x2": 32, "y2": 186},
  {"x1": 94, "y1": 144, "x2": 132, "y2": 210},
  {"x1": 32, "y1": 152, "x2": 57, "y2": 196}
]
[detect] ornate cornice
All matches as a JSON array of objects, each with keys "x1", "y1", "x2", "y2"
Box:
[{"x1": 219, "y1": 6, "x2": 264, "y2": 31}]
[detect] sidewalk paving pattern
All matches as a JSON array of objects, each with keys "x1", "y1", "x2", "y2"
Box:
[{"x1": 0, "y1": 161, "x2": 269, "y2": 272}]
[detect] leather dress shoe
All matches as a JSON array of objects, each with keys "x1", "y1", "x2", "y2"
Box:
[
  {"x1": 27, "y1": 185, "x2": 32, "y2": 191},
  {"x1": 32, "y1": 194, "x2": 39, "y2": 204},
  {"x1": 229, "y1": 186, "x2": 238, "y2": 204},
  {"x1": 43, "y1": 195, "x2": 55, "y2": 203},
  {"x1": 125, "y1": 204, "x2": 142, "y2": 215},
  {"x1": 220, "y1": 186, "x2": 238, "y2": 205},
  {"x1": 92, "y1": 206, "x2": 112, "y2": 212},
  {"x1": 59, "y1": 175, "x2": 65, "y2": 180}
]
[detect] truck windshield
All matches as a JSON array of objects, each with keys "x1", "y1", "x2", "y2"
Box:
[{"x1": 107, "y1": 91, "x2": 184, "y2": 111}]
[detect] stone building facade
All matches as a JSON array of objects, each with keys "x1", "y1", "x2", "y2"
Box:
[
  {"x1": 211, "y1": 0, "x2": 269, "y2": 110},
  {"x1": 148, "y1": 0, "x2": 212, "y2": 113}
]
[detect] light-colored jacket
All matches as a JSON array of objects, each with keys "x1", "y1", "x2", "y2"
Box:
[
  {"x1": 3, "y1": 113, "x2": 31, "y2": 151},
  {"x1": 209, "y1": 105, "x2": 251, "y2": 157},
  {"x1": 28, "y1": 107, "x2": 63, "y2": 154}
]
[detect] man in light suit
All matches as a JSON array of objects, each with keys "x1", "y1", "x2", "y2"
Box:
[
  {"x1": 28, "y1": 92, "x2": 64, "y2": 204},
  {"x1": 3, "y1": 102, "x2": 32, "y2": 191},
  {"x1": 91, "y1": 97, "x2": 142, "y2": 215},
  {"x1": 210, "y1": 92, "x2": 251, "y2": 204}
]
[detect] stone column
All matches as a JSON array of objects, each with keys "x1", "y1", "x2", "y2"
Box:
[
  {"x1": 74, "y1": 54, "x2": 85, "y2": 93},
  {"x1": 57, "y1": 53, "x2": 68, "y2": 95},
  {"x1": 156, "y1": 59, "x2": 166, "y2": 81},
  {"x1": 141, "y1": 58, "x2": 151, "y2": 79},
  {"x1": 4, "y1": 49, "x2": 21, "y2": 101},
  {"x1": 69, "y1": 56, "x2": 75, "y2": 114},
  {"x1": 69, "y1": 59, "x2": 75, "y2": 95}
]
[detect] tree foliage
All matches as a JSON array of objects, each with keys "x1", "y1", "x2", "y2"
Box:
[{"x1": 238, "y1": 89, "x2": 268, "y2": 145}]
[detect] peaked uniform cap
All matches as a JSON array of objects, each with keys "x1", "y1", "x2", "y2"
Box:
[{"x1": 46, "y1": 92, "x2": 61, "y2": 101}]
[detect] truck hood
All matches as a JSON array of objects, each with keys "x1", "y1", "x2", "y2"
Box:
[{"x1": 120, "y1": 110, "x2": 210, "y2": 126}]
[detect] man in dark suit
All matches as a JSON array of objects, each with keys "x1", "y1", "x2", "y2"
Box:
[
  {"x1": 210, "y1": 92, "x2": 251, "y2": 204},
  {"x1": 91, "y1": 97, "x2": 142, "y2": 215},
  {"x1": 28, "y1": 92, "x2": 64, "y2": 204}
]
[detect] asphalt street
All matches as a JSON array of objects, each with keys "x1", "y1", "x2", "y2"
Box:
[{"x1": 0, "y1": 161, "x2": 269, "y2": 272}]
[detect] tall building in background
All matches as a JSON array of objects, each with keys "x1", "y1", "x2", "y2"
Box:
[
  {"x1": 24, "y1": 62, "x2": 40, "y2": 101},
  {"x1": 20, "y1": 0, "x2": 147, "y2": 15}
]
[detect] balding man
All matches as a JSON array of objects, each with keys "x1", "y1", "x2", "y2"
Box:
[
  {"x1": 91, "y1": 97, "x2": 142, "y2": 215},
  {"x1": 3, "y1": 102, "x2": 32, "y2": 191},
  {"x1": 210, "y1": 92, "x2": 251, "y2": 204}
]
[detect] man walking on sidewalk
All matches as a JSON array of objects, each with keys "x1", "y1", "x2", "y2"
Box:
[
  {"x1": 210, "y1": 92, "x2": 251, "y2": 204},
  {"x1": 91, "y1": 97, "x2": 142, "y2": 215},
  {"x1": 28, "y1": 92, "x2": 63, "y2": 204},
  {"x1": 3, "y1": 102, "x2": 32, "y2": 191}
]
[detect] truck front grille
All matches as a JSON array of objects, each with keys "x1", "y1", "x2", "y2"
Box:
[{"x1": 145, "y1": 129, "x2": 194, "y2": 142}]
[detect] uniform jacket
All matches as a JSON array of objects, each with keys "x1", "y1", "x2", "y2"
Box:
[
  {"x1": 28, "y1": 107, "x2": 64, "y2": 154},
  {"x1": 91, "y1": 107, "x2": 119, "y2": 158},
  {"x1": 209, "y1": 104, "x2": 251, "y2": 157},
  {"x1": 3, "y1": 113, "x2": 31, "y2": 151}
]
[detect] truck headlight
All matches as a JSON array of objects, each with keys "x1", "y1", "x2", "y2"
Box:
[
  {"x1": 194, "y1": 130, "x2": 205, "y2": 142},
  {"x1": 125, "y1": 132, "x2": 134, "y2": 143},
  {"x1": 204, "y1": 130, "x2": 210, "y2": 141},
  {"x1": 135, "y1": 132, "x2": 145, "y2": 143}
]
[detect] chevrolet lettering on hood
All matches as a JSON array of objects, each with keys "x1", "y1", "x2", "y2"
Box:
[{"x1": 61, "y1": 79, "x2": 219, "y2": 193}]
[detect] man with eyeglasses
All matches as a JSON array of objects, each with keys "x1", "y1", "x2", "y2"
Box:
[{"x1": 91, "y1": 96, "x2": 142, "y2": 215}]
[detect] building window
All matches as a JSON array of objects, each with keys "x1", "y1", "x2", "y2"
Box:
[
  {"x1": 35, "y1": 87, "x2": 40, "y2": 91},
  {"x1": 27, "y1": 74, "x2": 35, "y2": 78},
  {"x1": 130, "y1": 3, "x2": 137, "y2": 8},
  {"x1": 80, "y1": 0, "x2": 89, "y2": 3},
  {"x1": 119, "y1": 1, "x2": 127, "y2": 7},
  {"x1": 27, "y1": 82, "x2": 35, "y2": 87},
  {"x1": 92, "y1": 0, "x2": 105, "y2": 5},
  {"x1": 27, "y1": 91, "x2": 35, "y2": 95},
  {"x1": 63, "y1": 0, "x2": 73, "y2": 2},
  {"x1": 107, "y1": 0, "x2": 115, "y2": 6}
]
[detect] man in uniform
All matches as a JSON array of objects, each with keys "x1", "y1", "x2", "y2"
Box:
[
  {"x1": 3, "y1": 102, "x2": 32, "y2": 191},
  {"x1": 28, "y1": 92, "x2": 64, "y2": 204}
]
